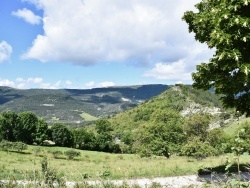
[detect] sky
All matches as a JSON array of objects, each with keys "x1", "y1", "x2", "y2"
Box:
[{"x1": 0, "y1": 0, "x2": 213, "y2": 89}]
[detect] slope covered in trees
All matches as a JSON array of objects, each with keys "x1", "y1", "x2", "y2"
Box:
[
  {"x1": 0, "y1": 84, "x2": 169, "y2": 125},
  {"x1": 1, "y1": 85, "x2": 250, "y2": 159},
  {"x1": 109, "y1": 85, "x2": 239, "y2": 157},
  {"x1": 110, "y1": 85, "x2": 229, "y2": 132}
]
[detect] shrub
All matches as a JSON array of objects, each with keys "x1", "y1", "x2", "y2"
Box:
[
  {"x1": 12, "y1": 142, "x2": 28, "y2": 153},
  {"x1": 0, "y1": 141, "x2": 27, "y2": 153},
  {"x1": 0, "y1": 140, "x2": 13, "y2": 152},
  {"x1": 64, "y1": 149, "x2": 81, "y2": 160},
  {"x1": 50, "y1": 150, "x2": 63, "y2": 159},
  {"x1": 181, "y1": 137, "x2": 217, "y2": 159}
]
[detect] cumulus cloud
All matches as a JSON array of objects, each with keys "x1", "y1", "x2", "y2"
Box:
[
  {"x1": 98, "y1": 81, "x2": 116, "y2": 88},
  {"x1": 23, "y1": 0, "x2": 211, "y2": 68},
  {"x1": 85, "y1": 81, "x2": 115, "y2": 88},
  {"x1": 12, "y1": 8, "x2": 42, "y2": 25},
  {"x1": 40, "y1": 81, "x2": 61, "y2": 89},
  {"x1": 0, "y1": 41, "x2": 12, "y2": 63},
  {"x1": 0, "y1": 79, "x2": 15, "y2": 87},
  {"x1": 27, "y1": 77, "x2": 43, "y2": 83},
  {"x1": 143, "y1": 43, "x2": 213, "y2": 83},
  {"x1": 15, "y1": 77, "x2": 60, "y2": 89},
  {"x1": 85, "y1": 81, "x2": 95, "y2": 88},
  {"x1": 143, "y1": 61, "x2": 192, "y2": 83},
  {"x1": 0, "y1": 77, "x2": 116, "y2": 89}
]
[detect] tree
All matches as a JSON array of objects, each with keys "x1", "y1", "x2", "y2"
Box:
[
  {"x1": 0, "y1": 116, "x2": 8, "y2": 141},
  {"x1": 15, "y1": 112, "x2": 38, "y2": 144},
  {"x1": 73, "y1": 128, "x2": 96, "y2": 150},
  {"x1": 0, "y1": 111, "x2": 19, "y2": 141},
  {"x1": 133, "y1": 110, "x2": 186, "y2": 157},
  {"x1": 235, "y1": 121, "x2": 250, "y2": 152},
  {"x1": 206, "y1": 128, "x2": 228, "y2": 148},
  {"x1": 34, "y1": 118, "x2": 49, "y2": 145},
  {"x1": 183, "y1": 0, "x2": 250, "y2": 115},
  {"x1": 184, "y1": 113, "x2": 210, "y2": 141},
  {"x1": 94, "y1": 119, "x2": 115, "y2": 152},
  {"x1": 95, "y1": 119, "x2": 113, "y2": 134},
  {"x1": 50, "y1": 123, "x2": 74, "y2": 147}
]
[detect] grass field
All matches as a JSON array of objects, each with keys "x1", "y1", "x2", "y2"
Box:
[
  {"x1": 1, "y1": 145, "x2": 250, "y2": 182},
  {"x1": 223, "y1": 117, "x2": 250, "y2": 135},
  {"x1": 80, "y1": 112, "x2": 98, "y2": 121}
]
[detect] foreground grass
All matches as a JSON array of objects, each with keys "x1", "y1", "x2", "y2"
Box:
[{"x1": 0, "y1": 145, "x2": 249, "y2": 182}]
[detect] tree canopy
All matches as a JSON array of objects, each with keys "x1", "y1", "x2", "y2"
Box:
[
  {"x1": 183, "y1": 0, "x2": 250, "y2": 115},
  {"x1": 50, "y1": 123, "x2": 74, "y2": 147}
]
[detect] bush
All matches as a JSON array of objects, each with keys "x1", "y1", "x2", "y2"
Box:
[
  {"x1": 206, "y1": 128, "x2": 230, "y2": 153},
  {"x1": 64, "y1": 149, "x2": 81, "y2": 160},
  {"x1": 50, "y1": 150, "x2": 63, "y2": 159},
  {"x1": 0, "y1": 140, "x2": 12, "y2": 152},
  {"x1": 181, "y1": 137, "x2": 217, "y2": 159},
  {"x1": 0, "y1": 141, "x2": 27, "y2": 153},
  {"x1": 12, "y1": 142, "x2": 28, "y2": 152}
]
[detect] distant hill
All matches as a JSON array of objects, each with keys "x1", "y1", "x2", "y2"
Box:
[
  {"x1": 0, "y1": 84, "x2": 169, "y2": 125},
  {"x1": 110, "y1": 85, "x2": 236, "y2": 134}
]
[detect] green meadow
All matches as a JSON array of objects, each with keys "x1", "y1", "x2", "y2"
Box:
[{"x1": 1, "y1": 145, "x2": 250, "y2": 182}]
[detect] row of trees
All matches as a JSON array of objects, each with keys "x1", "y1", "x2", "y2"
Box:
[
  {"x1": 0, "y1": 111, "x2": 119, "y2": 153},
  {"x1": 1, "y1": 110, "x2": 250, "y2": 158}
]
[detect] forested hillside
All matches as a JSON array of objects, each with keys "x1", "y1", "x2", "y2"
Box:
[
  {"x1": 0, "y1": 85, "x2": 249, "y2": 159},
  {"x1": 0, "y1": 84, "x2": 169, "y2": 125},
  {"x1": 109, "y1": 85, "x2": 240, "y2": 157},
  {"x1": 110, "y1": 84, "x2": 233, "y2": 132}
]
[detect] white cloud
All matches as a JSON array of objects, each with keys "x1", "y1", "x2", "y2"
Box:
[
  {"x1": 13, "y1": 77, "x2": 61, "y2": 89},
  {"x1": 0, "y1": 77, "x2": 116, "y2": 89},
  {"x1": 66, "y1": 80, "x2": 72, "y2": 85},
  {"x1": 85, "y1": 81, "x2": 95, "y2": 88},
  {"x1": 23, "y1": 0, "x2": 211, "y2": 68},
  {"x1": 16, "y1": 78, "x2": 26, "y2": 82},
  {"x1": 98, "y1": 81, "x2": 115, "y2": 88},
  {"x1": 54, "y1": 80, "x2": 61, "y2": 87},
  {"x1": 27, "y1": 77, "x2": 43, "y2": 83},
  {"x1": 12, "y1": 8, "x2": 42, "y2": 25},
  {"x1": 0, "y1": 79, "x2": 15, "y2": 87},
  {"x1": 0, "y1": 41, "x2": 12, "y2": 63},
  {"x1": 40, "y1": 82, "x2": 59, "y2": 89},
  {"x1": 143, "y1": 42, "x2": 214, "y2": 83},
  {"x1": 85, "y1": 81, "x2": 115, "y2": 88},
  {"x1": 143, "y1": 61, "x2": 192, "y2": 83}
]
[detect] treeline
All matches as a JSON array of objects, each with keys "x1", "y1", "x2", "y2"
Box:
[
  {"x1": 0, "y1": 111, "x2": 119, "y2": 153},
  {"x1": 1, "y1": 110, "x2": 250, "y2": 158}
]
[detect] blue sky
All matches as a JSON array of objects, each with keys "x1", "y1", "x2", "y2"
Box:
[{"x1": 0, "y1": 0, "x2": 213, "y2": 89}]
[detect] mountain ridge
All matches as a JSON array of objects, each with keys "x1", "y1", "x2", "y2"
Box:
[{"x1": 0, "y1": 84, "x2": 170, "y2": 125}]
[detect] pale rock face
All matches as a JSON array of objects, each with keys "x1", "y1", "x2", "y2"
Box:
[
  {"x1": 181, "y1": 102, "x2": 221, "y2": 116},
  {"x1": 181, "y1": 102, "x2": 222, "y2": 129}
]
